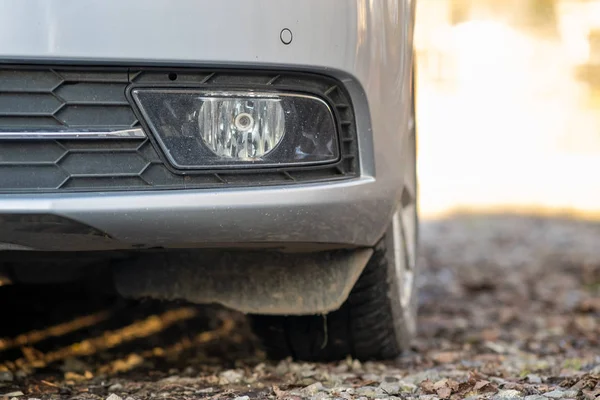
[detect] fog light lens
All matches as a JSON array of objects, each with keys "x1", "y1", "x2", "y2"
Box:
[
  {"x1": 199, "y1": 98, "x2": 285, "y2": 159},
  {"x1": 132, "y1": 89, "x2": 339, "y2": 169}
]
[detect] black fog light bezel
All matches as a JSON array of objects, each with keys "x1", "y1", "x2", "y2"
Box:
[
  {"x1": 130, "y1": 87, "x2": 340, "y2": 170},
  {"x1": 126, "y1": 78, "x2": 347, "y2": 173}
]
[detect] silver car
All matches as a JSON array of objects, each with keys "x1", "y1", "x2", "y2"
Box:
[{"x1": 0, "y1": 0, "x2": 417, "y2": 361}]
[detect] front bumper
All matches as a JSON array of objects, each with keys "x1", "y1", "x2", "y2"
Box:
[
  {"x1": 0, "y1": 0, "x2": 415, "y2": 249},
  {"x1": 1, "y1": 177, "x2": 391, "y2": 249}
]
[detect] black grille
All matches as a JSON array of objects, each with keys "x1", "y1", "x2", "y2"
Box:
[
  {"x1": 0, "y1": 69, "x2": 136, "y2": 129},
  {"x1": 0, "y1": 66, "x2": 358, "y2": 192}
]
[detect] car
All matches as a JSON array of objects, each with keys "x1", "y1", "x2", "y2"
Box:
[{"x1": 0, "y1": 0, "x2": 418, "y2": 361}]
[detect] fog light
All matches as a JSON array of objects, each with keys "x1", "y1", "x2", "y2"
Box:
[
  {"x1": 199, "y1": 98, "x2": 285, "y2": 159},
  {"x1": 132, "y1": 89, "x2": 339, "y2": 169}
]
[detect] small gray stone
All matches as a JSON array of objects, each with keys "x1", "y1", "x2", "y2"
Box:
[
  {"x1": 485, "y1": 341, "x2": 508, "y2": 354},
  {"x1": 461, "y1": 360, "x2": 484, "y2": 368},
  {"x1": 4, "y1": 393, "x2": 23, "y2": 398},
  {"x1": 301, "y1": 382, "x2": 325, "y2": 396},
  {"x1": 526, "y1": 374, "x2": 542, "y2": 384},
  {"x1": 106, "y1": 394, "x2": 123, "y2": 400},
  {"x1": 374, "y1": 387, "x2": 390, "y2": 397},
  {"x1": 0, "y1": 371, "x2": 13, "y2": 382},
  {"x1": 219, "y1": 370, "x2": 244, "y2": 384},
  {"x1": 399, "y1": 382, "x2": 418, "y2": 393},
  {"x1": 490, "y1": 377, "x2": 508, "y2": 385},
  {"x1": 492, "y1": 389, "x2": 523, "y2": 399},
  {"x1": 300, "y1": 369, "x2": 318, "y2": 378},
  {"x1": 402, "y1": 370, "x2": 440, "y2": 385},
  {"x1": 233, "y1": 396, "x2": 249, "y2": 400},
  {"x1": 524, "y1": 396, "x2": 547, "y2": 400},
  {"x1": 543, "y1": 389, "x2": 566, "y2": 399},
  {"x1": 109, "y1": 383, "x2": 123, "y2": 392},
  {"x1": 379, "y1": 382, "x2": 401, "y2": 395},
  {"x1": 356, "y1": 386, "x2": 378, "y2": 397},
  {"x1": 362, "y1": 374, "x2": 381, "y2": 382},
  {"x1": 125, "y1": 397, "x2": 137, "y2": 400}
]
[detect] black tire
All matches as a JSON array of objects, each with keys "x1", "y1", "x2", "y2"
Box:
[
  {"x1": 250, "y1": 74, "x2": 418, "y2": 361},
  {"x1": 250, "y1": 225, "x2": 417, "y2": 361}
]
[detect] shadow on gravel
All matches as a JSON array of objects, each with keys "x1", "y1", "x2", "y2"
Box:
[{"x1": 0, "y1": 214, "x2": 598, "y2": 399}]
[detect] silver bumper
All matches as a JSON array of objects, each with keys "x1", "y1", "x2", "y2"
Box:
[
  {"x1": 1, "y1": 177, "x2": 394, "y2": 247},
  {"x1": 0, "y1": 0, "x2": 414, "y2": 248}
]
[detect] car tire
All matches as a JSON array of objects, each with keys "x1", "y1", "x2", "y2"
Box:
[{"x1": 250, "y1": 86, "x2": 418, "y2": 361}]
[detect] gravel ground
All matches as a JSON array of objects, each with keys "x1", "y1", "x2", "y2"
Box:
[{"x1": 0, "y1": 214, "x2": 599, "y2": 400}]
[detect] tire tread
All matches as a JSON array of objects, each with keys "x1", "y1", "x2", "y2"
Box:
[{"x1": 250, "y1": 240, "x2": 403, "y2": 361}]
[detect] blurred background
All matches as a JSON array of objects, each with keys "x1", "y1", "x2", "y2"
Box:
[
  {"x1": 1, "y1": 2, "x2": 599, "y2": 398},
  {"x1": 416, "y1": 0, "x2": 600, "y2": 218}
]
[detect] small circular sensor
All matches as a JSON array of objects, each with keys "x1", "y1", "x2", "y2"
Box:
[{"x1": 280, "y1": 28, "x2": 293, "y2": 45}]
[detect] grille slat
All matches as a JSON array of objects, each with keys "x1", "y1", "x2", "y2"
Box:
[{"x1": 0, "y1": 67, "x2": 358, "y2": 193}]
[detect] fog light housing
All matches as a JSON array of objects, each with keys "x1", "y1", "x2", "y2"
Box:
[
  {"x1": 200, "y1": 97, "x2": 285, "y2": 159},
  {"x1": 131, "y1": 89, "x2": 339, "y2": 169}
]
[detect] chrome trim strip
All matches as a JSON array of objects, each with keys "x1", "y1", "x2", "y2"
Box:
[{"x1": 0, "y1": 128, "x2": 147, "y2": 139}]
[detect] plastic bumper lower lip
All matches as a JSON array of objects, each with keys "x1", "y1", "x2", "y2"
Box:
[{"x1": 0, "y1": 176, "x2": 393, "y2": 249}]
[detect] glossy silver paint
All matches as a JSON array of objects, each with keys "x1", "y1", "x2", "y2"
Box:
[
  {"x1": 0, "y1": 0, "x2": 415, "y2": 248},
  {"x1": 0, "y1": 128, "x2": 146, "y2": 140}
]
